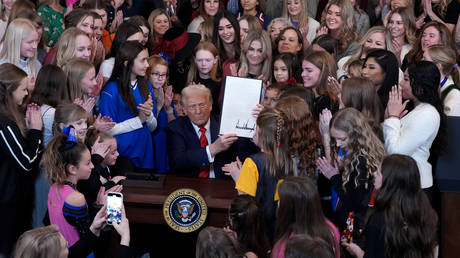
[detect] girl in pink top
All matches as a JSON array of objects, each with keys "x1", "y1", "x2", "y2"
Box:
[
  {"x1": 42, "y1": 126, "x2": 94, "y2": 246},
  {"x1": 272, "y1": 177, "x2": 340, "y2": 258}
]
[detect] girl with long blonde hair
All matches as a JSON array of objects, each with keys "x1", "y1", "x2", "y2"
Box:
[
  {"x1": 281, "y1": 0, "x2": 319, "y2": 48},
  {"x1": 338, "y1": 26, "x2": 389, "y2": 80},
  {"x1": 0, "y1": 18, "x2": 41, "y2": 76},
  {"x1": 53, "y1": 28, "x2": 92, "y2": 68},
  {"x1": 317, "y1": 107, "x2": 386, "y2": 243},
  {"x1": 386, "y1": 7, "x2": 417, "y2": 66},
  {"x1": 62, "y1": 58, "x2": 98, "y2": 104},
  {"x1": 238, "y1": 30, "x2": 272, "y2": 80}
]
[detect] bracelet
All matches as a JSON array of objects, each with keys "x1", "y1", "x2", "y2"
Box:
[{"x1": 388, "y1": 115, "x2": 400, "y2": 119}]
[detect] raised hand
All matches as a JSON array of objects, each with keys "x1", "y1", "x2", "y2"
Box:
[
  {"x1": 91, "y1": 136, "x2": 110, "y2": 158},
  {"x1": 138, "y1": 94, "x2": 154, "y2": 123},
  {"x1": 316, "y1": 26, "x2": 328, "y2": 36},
  {"x1": 79, "y1": 97, "x2": 96, "y2": 114},
  {"x1": 164, "y1": 85, "x2": 173, "y2": 109},
  {"x1": 319, "y1": 109, "x2": 332, "y2": 137},
  {"x1": 222, "y1": 156, "x2": 242, "y2": 183},
  {"x1": 93, "y1": 114, "x2": 116, "y2": 132},
  {"x1": 316, "y1": 156, "x2": 339, "y2": 179},
  {"x1": 25, "y1": 103, "x2": 43, "y2": 130},
  {"x1": 385, "y1": 85, "x2": 409, "y2": 119},
  {"x1": 252, "y1": 104, "x2": 264, "y2": 118}
]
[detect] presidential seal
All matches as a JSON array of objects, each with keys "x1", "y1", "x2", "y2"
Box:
[{"x1": 163, "y1": 188, "x2": 208, "y2": 233}]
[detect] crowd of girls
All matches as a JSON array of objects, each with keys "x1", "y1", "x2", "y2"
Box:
[{"x1": 0, "y1": 0, "x2": 458, "y2": 257}]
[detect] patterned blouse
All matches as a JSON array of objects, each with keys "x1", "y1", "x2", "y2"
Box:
[{"x1": 38, "y1": 5, "x2": 66, "y2": 48}]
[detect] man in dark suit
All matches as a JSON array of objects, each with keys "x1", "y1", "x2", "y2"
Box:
[{"x1": 165, "y1": 84, "x2": 238, "y2": 178}]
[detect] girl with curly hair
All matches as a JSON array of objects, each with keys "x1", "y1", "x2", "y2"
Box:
[
  {"x1": 275, "y1": 96, "x2": 318, "y2": 178},
  {"x1": 317, "y1": 107, "x2": 385, "y2": 241},
  {"x1": 343, "y1": 154, "x2": 438, "y2": 258}
]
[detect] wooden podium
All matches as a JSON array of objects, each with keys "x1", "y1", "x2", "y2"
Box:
[{"x1": 122, "y1": 175, "x2": 238, "y2": 227}]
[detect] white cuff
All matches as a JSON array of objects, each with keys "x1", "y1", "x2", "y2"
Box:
[
  {"x1": 108, "y1": 117, "x2": 143, "y2": 136},
  {"x1": 206, "y1": 146, "x2": 215, "y2": 163},
  {"x1": 146, "y1": 113, "x2": 157, "y2": 132}
]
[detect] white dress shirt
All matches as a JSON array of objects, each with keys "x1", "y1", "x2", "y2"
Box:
[{"x1": 191, "y1": 119, "x2": 215, "y2": 178}]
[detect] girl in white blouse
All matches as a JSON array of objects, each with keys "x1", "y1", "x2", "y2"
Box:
[{"x1": 383, "y1": 61, "x2": 446, "y2": 194}]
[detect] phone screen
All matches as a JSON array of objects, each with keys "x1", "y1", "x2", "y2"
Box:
[{"x1": 107, "y1": 193, "x2": 123, "y2": 224}]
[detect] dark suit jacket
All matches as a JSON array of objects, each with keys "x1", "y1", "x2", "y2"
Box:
[{"x1": 165, "y1": 115, "x2": 236, "y2": 178}]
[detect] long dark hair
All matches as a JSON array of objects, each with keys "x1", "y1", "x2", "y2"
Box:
[
  {"x1": 108, "y1": 22, "x2": 143, "y2": 58},
  {"x1": 408, "y1": 61, "x2": 447, "y2": 155},
  {"x1": 229, "y1": 195, "x2": 270, "y2": 258},
  {"x1": 370, "y1": 154, "x2": 437, "y2": 258},
  {"x1": 109, "y1": 41, "x2": 150, "y2": 116},
  {"x1": 275, "y1": 177, "x2": 336, "y2": 257},
  {"x1": 0, "y1": 63, "x2": 28, "y2": 136},
  {"x1": 212, "y1": 11, "x2": 241, "y2": 61},
  {"x1": 363, "y1": 49, "x2": 398, "y2": 108},
  {"x1": 30, "y1": 65, "x2": 66, "y2": 107}
]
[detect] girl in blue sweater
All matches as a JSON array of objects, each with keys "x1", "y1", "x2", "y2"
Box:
[{"x1": 98, "y1": 41, "x2": 157, "y2": 172}]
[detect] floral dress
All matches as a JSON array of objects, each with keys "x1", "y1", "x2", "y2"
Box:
[{"x1": 38, "y1": 5, "x2": 66, "y2": 48}]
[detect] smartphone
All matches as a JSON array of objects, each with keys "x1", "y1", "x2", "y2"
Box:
[{"x1": 106, "y1": 192, "x2": 123, "y2": 225}]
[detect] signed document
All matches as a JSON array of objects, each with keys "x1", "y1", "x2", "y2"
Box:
[{"x1": 219, "y1": 76, "x2": 262, "y2": 138}]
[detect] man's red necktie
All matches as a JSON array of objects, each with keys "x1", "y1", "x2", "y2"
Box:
[{"x1": 198, "y1": 127, "x2": 210, "y2": 178}]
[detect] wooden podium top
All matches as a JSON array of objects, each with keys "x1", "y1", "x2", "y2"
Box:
[{"x1": 122, "y1": 175, "x2": 238, "y2": 225}]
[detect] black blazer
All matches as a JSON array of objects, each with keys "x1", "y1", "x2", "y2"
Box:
[{"x1": 165, "y1": 115, "x2": 236, "y2": 178}]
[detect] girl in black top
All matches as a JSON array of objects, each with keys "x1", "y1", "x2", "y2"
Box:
[
  {"x1": 317, "y1": 108, "x2": 386, "y2": 243},
  {"x1": 343, "y1": 154, "x2": 438, "y2": 258},
  {"x1": 0, "y1": 64, "x2": 43, "y2": 257}
]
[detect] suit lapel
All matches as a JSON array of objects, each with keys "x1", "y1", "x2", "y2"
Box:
[
  {"x1": 210, "y1": 115, "x2": 220, "y2": 143},
  {"x1": 184, "y1": 116, "x2": 201, "y2": 147}
]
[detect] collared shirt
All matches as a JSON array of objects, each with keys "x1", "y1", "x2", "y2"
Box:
[{"x1": 190, "y1": 119, "x2": 215, "y2": 178}]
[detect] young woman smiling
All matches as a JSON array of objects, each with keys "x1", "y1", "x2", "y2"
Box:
[
  {"x1": 148, "y1": 9, "x2": 171, "y2": 48},
  {"x1": 301, "y1": 50, "x2": 338, "y2": 120},
  {"x1": 403, "y1": 21, "x2": 454, "y2": 71},
  {"x1": 220, "y1": 31, "x2": 272, "y2": 107},
  {"x1": 318, "y1": 0, "x2": 358, "y2": 59},
  {"x1": 213, "y1": 11, "x2": 241, "y2": 63},
  {"x1": 282, "y1": 0, "x2": 319, "y2": 48},
  {"x1": 386, "y1": 7, "x2": 416, "y2": 66},
  {"x1": 0, "y1": 18, "x2": 41, "y2": 76},
  {"x1": 337, "y1": 26, "x2": 389, "y2": 80},
  {"x1": 276, "y1": 26, "x2": 303, "y2": 58}
]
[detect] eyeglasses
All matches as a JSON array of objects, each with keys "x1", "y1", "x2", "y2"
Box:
[
  {"x1": 186, "y1": 103, "x2": 208, "y2": 111},
  {"x1": 151, "y1": 72, "x2": 167, "y2": 79}
]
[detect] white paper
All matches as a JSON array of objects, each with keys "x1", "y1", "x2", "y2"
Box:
[{"x1": 219, "y1": 76, "x2": 262, "y2": 138}]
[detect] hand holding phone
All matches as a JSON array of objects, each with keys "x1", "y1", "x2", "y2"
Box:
[{"x1": 106, "y1": 192, "x2": 123, "y2": 224}]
